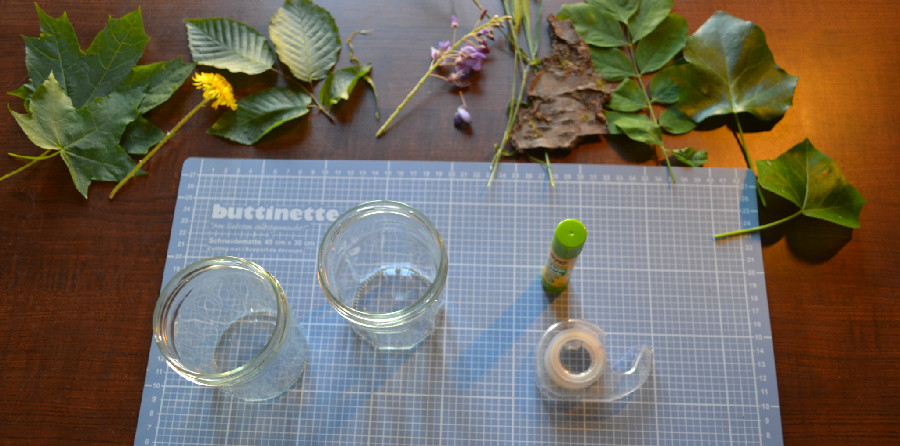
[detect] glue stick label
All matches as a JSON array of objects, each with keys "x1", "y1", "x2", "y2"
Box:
[{"x1": 542, "y1": 249, "x2": 578, "y2": 290}]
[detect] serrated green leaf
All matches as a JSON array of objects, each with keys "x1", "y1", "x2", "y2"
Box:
[
  {"x1": 269, "y1": 0, "x2": 341, "y2": 83},
  {"x1": 319, "y1": 63, "x2": 372, "y2": 107},
  {"x1": 185, "y1": 18, "x2": 275, "y2": 75},
  {"x1": 672, "y1": 147, "x2": 707, "y2": 166},
  {"x1": 117, "y1": 58, "x2": 195, "y2": 113},
  {"x1": 608, "y1": 78, "x2": 646, "y2": 112},
  {"x1": 659, "y1": 106, "x2": 696, "y2": 134},
  {"x1": 670, "y1": 11, "x2": 798, "y2": 123},
  {"x1": 649, "y1": 68, "x2": 679, "y2": 104},
  {"x1": 628, "y1": 0, "x2": 673, "y2": 41},
  {"x1": 610, "y1": 113, "x2": 662, "y2": 146},
  {"x1": 121, "y1": 117, "x2": 164, "y2": 155},
  {"x1": 74, "y1": 8, "x2": 149, "y2": 108},
  {"x1": 589, "y1": 47, "x2": 632, "y2": 82},
  {"x1": 23, "y1": 5, "x2": 85, "y2": 99},
  {"x1": 557, "y1": 3, "x2": 627, "y2": 48},
  {"x1": 586, "y1": 0, "x2": 639, "y2": 23},
  {"x1": 634, "y1": 14, "x2": 686, "y2": 74},
  {"x1": 757, "y1": 139, "x2": 865, "y2": 228},
  {"x1": 9, "y1": 74, "x2": 141, "y2": 197},
  {"x1": 209, "y1": 87, "x2": 312, "y2": 145}
]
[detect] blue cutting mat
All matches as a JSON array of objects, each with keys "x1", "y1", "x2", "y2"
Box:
[{"x1": 135, "y1": 158, "x2": 782, "y2": 446}]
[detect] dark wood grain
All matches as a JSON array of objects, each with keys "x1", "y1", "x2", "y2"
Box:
[{"x1": 1, "y1": 1, "x2": 897, "y2": 444}]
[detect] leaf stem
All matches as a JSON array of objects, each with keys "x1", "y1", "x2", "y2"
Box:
[
  {"x1": 272, "y1": 67, "x2": 336, "y2": 124},
  {"x1": 109, "y1": 98, "x2": 210, "y2": 199},
  {"x1": 625, "y1": 41, "x2": 675, "y2": 183},
  {"x1": 732, "y1": 111, "x2": 766, "y2": 205},
  {"x1": 0, "y1": 149, "x2": 59, "y2": 182},
  {"x1": 375, "y1": 16, "x2": 510, "y2": 138},
  {"x1": 714, "y1": 209, "x2": 801, "y2": 240}
]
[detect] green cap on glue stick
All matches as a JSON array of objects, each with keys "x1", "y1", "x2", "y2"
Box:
[{"x1": 541, "y1": 219, "x2": 587, "y2": 293}]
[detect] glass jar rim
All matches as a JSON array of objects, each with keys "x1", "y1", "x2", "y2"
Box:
[
  {"x1": 317, "y1": 200, "x2": 449, "y2": 328},
  {"x1": 153, "y1": 256, "x2": 290, "y2": 386}
]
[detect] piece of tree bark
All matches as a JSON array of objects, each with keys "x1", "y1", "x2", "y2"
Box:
[{"x1": 510, "y1": 14, "x2": 610, "y2": 151}]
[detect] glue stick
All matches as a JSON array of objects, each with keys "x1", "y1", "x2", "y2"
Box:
[{"x1": 541, "y1": 219, "x2": 587, "y2": 293}]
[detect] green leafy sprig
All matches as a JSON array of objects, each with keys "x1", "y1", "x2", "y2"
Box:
[
  {"x1": 568, "y1": 5, "x2": 865, "y2": 238},
  {"x1": 559, "y1": 0, "x2": 702, "y2": 181},
  {"x1": 185, "y1": 0, "x2": 376, "y2": 145},
  {"x1": 3, "y1": 5, "x2": 193, "y2": 198}
]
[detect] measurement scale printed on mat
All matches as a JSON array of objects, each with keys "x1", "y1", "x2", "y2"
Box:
[{"x1": 135, "y1": 158, "x2": 782, "y2": 446}]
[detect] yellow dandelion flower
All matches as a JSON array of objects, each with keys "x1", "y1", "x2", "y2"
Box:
[{"x1": 192, "y1": 72, "x2": 238, "y2": 110}]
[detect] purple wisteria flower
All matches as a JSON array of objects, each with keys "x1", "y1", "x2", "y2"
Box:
[{"x1": 454, "y1": 105, "x2": 471, "y2": 129}]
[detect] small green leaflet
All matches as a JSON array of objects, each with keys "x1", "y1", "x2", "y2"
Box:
[
  {"x1": 185, "y1": 18, "x2": 275, "y2": 75},
  {"x1": 557, "y1": 3, "x2": 627, "y2": 47},
  {"x1": 10, "y1": 74, "x2": 141, "y2": 197},
  {"x1": 319, "y1": 63, "x2": 373, "y2": 107},
  {"x1": 758, "y1": 139, "x2": 864, "y2": 228},
  {"x1": 672, "y1": 147, "x2": 707, "y2": 167},
  {"x1": 269, "y1": 0, "x2": 341, "y2": 83},
  {"x1": 209, "y1": 87, "x2": 312, "y2": 145},
  {"x1": 669, "y1": 11, "x2": 798, "y2": 123}
]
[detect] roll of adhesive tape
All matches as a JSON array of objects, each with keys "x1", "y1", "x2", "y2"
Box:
[{"x1": 543, "y1": 325, "x2": 606, "y2": 390}]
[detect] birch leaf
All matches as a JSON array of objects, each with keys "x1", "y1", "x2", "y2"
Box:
[
  {"x1": 269, "y1": 0, "x2": 341, "y2": 83},
  {"x1": 185, "y1": 18, "x2": 275, "y2": 75}
]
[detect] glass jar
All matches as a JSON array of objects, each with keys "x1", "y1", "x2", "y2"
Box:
[
  {"x1": 153, "y1": 256, "x2": 308, "y2": 401},
  {"x1": 317, "y1": 201, "x2": 448, "y2": 350}
]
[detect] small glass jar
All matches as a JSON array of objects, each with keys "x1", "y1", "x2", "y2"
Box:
[
  {"x1": 317, "y1": 201, "x2": 448, "y2": 350},
  {"x1": 153, "y1": 256, "x2": 308, "y2": 401}
]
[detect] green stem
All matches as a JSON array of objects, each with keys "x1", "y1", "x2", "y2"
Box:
[
  {"x1": 7, "y1": 150, "x2": 59, "y2": 161},
  {"x1": 625, "y1": 41, "x2": 675, "y2": 183},
  {"x1": 109, "y1": 98, "x2": 209, "y2": 199},
  {"x1": 0, "y1": 149, "x2": 58, "y2": 182},
  {"x1": 488, "y1": 59, "x2": 531, "y2": 186},
  {"x1": 732, "y1": 111, "x2": 766, "y2": 206},
  {"x1": 272, "y1": 68, "x2": 336, "y2": 124},
  {"x1": 376, "y1": 16, "x2": 510, "y2": 138},
  {"x1": 714, "y1": 209, "x2": 801, "y2": 240}
]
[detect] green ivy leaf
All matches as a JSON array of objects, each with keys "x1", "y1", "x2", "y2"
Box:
[
  {"x1": 670, "y1": 11, "x2": 798, "y2": 123},
  {"x1": 672, "y1": 147, "x2": 707, "y2": 166},
  {"x1": 209, "y1": 87, "x2": 312, "y2": 145},
  {"x1": 319, "y1": 63, "x2": 373, "y2": 107},
  {"x1": 649, "y1": 68, "x2": 679, "y2": 104},
  {"x1": 627, "y1": 0, "x2": 673, "y2": 41},
  {"x1": 10, "y1": 74, "x2": 141, "y2": 197},
  {"x1": 269, "y1": 0, "x2": 341, "y2": 83},
  {"x1": 634, "y1": 14, "x2": 687, "y2": 74},
  {"x1": 586, "y1": 0, "x2": 639, "y2": 23},
  {"x1": 589, "y1": 47, "x2": 632, "y2": 82},
  {"x1": 185, "y1": 18, "x2": 275, "y2": 75},
  {"x1": 557, "y1": 3, "x2": 627, "y2": 48},
  {"x1": 757, "y1": 139, "x2": 865, "y2": 228},
  {"x1": 610, "y1": 113, "x2": 662, "y2": 146},
  {"x1": 659, "y1": 106, "x2": 696, "y2": 134},
  {"x1": 608, "y1": 78, "x2": 645, "y2": 113}
]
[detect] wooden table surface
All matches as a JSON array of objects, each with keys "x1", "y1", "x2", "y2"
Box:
[{"x1": 1, "y1": 0, "x2": 897, "y2": 444}]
